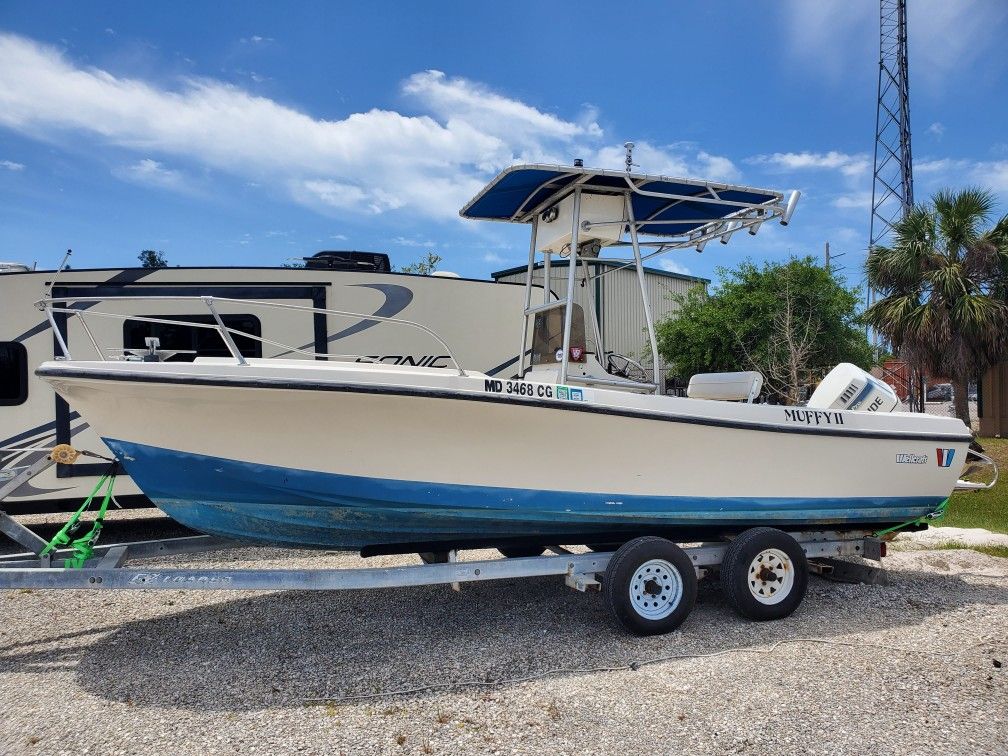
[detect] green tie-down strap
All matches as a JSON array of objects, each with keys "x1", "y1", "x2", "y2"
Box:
[
  {"x1": 873, "y1": 497, "x2": 950, "y2": 538},
  {"x1": 40, "y1": 469, "x2": 117, "y2": 568}
]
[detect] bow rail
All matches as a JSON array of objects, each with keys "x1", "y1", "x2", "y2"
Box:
[{"x1": 35, "y1": 294, "x2": 467, "y2": 376}]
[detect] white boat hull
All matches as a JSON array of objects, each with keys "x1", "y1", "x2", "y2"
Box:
[{"x1": 37, "y1": 359, "x2": 972, "y2": 551}]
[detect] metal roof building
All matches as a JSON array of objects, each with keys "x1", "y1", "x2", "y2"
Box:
[{"x1": 492, "y1": 260, "x2": 708, "y2": 377}]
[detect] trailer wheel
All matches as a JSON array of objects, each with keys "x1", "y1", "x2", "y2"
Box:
[
  {"x1": 497, "y1": 545, "x2": 544, "y2": 558},
  {"x1": 720, "y1": 528, "x2": 808, "y2": 621},
  {"x1": 603, "y1": 537, "x2": 697, "y2": 636}
]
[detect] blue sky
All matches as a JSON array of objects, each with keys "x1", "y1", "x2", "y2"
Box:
[{"x1": 1, "y1": 1, "x2": 1006, "y2": 287}]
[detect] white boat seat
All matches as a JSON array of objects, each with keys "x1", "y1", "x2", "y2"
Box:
[{"x1": 687, "y1": 371, "x2": 763, "y2": 403}]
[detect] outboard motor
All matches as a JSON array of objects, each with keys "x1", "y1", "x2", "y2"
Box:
[{"x1": 806, "y1": 363, "x2": 899, "y2": 413}]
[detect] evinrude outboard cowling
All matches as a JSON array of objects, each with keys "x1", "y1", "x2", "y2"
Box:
[{"x1": 806, "y1": 363, "x2": 899, "y2": 413}]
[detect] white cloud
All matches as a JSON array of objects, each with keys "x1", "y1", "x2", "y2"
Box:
[
  {"x1": 482, "y1": 251, "x2": 508, "y2": 265},
  {"x1": 658, "y1": 258, "x2": 692, "y2": 276},
  {"x1": 111, "y1": 158, "x2": 189, "y2": 191},
  {"x1": 0, "y1": 32, "x2": 747, "y2": 224},
  {"x1": 0, "y1": 159, "x2": 25, "y2": 171},
  {"x1": 832, "y1": 191, "x2": 872, "y2": 210},
  {"x1": 979, "y1": 161, "x2": 1008, "y2": 194},
  {"x1": 0, "y1": 34, "x2": 575, "y2": 219},
  {"x1": 403, "y1": 70, "x2": 601, "y2": 162},
  {"x1": 781, "y1": 2, "x2": 873, "y2": 81},
  {"x1": 927, "y1": 122, "x2": 945, "y2": 139},
  {"x1": 293, "y1": 179, "x2": 404, "y2": 215},
  {"x1": 830, "y1": 226, "x2": 860, "y2": 245},
  {"x1": 591, "y1": 141, "x2": 740, "y2": 182},
  {"x1": 780, "y1": 0, "x2": 1008, "y2": 89},
  {"x1": 913, "y1": 157, "x2": 1008, "y2": 194},
  {"x1": 747, "y1": 151, "x2": 869, "y2": 178},
  {"x1": 915, "y1": 158, "x2": 964, "y2": 175},
  {"x1": 391, "y1": 235, "x2": 437, "y2": 247}
]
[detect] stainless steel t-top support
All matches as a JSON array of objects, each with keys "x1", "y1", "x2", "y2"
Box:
[
  {"x1": 580, "y1": 256, "x2": 604, "y2": 360},
  {"x1": 625, "y1": 193, "x2": 662, "y2": 394},
  {"x1": 517, "y1": 215, "x2": 539, "y2": 379},
  {"x1": 559, "y1": 187, "x2": 582, "y2": 385}
]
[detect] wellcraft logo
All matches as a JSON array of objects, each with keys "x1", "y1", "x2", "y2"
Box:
[
  {"x1": 936, "y1": 448, "x2": 956, "y2": 467},
  {"x1": 896, "y1": 453, "x2": 928, "y2": 465}
]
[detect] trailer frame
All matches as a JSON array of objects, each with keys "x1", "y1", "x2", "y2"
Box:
[{"x1": 0, "y1": 523, "x2": 880, "y2": 594}]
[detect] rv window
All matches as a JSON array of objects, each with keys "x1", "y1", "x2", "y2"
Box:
[
  {"x1": 0, "y1": 342, "x2": 28, "y2": 406},
  {"x1": 123, "y1": 315, "x2": 263, "y2": 362}
]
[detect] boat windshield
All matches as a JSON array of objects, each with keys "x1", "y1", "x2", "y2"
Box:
[{"x1": 531, "y1": 305, "x2": 590, "y2": 366}]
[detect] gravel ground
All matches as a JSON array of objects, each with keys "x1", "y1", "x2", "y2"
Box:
[{"x1": 1, "y1": 513, "x2": 1006, "y2": 756}]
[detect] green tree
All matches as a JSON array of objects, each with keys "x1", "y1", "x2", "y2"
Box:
[
  {"x1": 656, "y1": 257, "x2": 873, "y2": 403},
  {"x1": 398, "y1": 251, "x2": 441, "y2": 275},
  {"x1": 138, "y1": 249, "x2": 168, "y2": 268},
  {"x1": 864, "y1": 187, "x2": 1008, "y2": 429}
]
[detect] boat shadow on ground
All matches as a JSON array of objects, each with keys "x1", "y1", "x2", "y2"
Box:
[{"x1": 2, "y1": 560, "x2": 1006, "y2": 712}]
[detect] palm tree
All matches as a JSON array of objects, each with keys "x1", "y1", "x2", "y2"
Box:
[{"x1": 864, "y1": 187, "x2": 1008, "y2": 430}]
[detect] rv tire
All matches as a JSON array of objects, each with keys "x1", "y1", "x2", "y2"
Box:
[{"x1": 603, "y1": 537, "x2": 697, "y2": 636}]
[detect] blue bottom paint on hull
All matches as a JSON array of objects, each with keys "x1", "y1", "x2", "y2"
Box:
[{"x1": 103, "y1": 438, "x2": 945, "y2": 551}]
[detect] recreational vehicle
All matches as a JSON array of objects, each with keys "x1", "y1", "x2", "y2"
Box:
[{"x1": 0, "y1": 253, "x2": 532, "y2": 512}]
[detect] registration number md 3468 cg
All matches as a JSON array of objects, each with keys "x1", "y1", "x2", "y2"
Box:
[{"x1": 484, "y1": 379, "x2": 553, "y2": 398}]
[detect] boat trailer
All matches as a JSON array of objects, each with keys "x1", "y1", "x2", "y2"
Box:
[
  {"x1": 0, "y1": 447, "x2": 895, "y2": 637},
  {"x1": 0, "y1": 445, "x2": 895, "y2": 635}
]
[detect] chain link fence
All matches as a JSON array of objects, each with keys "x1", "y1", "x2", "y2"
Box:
[{"x1": 898, "y1": 399, "x2": 978, "y2": 431}]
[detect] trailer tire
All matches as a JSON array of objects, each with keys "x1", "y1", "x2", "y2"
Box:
[
  {"x1": 603, "y1": 537, "x2": 697, "y2": 636},
  {"x1": 497, "y1": 546, "x2": 545, "y2": 559},
  {"x1": 720, "y1": 528, "x2": 808, "y2": 621}
]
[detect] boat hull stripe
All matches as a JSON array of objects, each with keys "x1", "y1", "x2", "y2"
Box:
[{"x1": 103, "y1": 438, "x2": 945, "y2": 550}]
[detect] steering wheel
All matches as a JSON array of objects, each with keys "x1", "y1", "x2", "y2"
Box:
[{"x1": 606, "y1": 352, "x2": 648, "y2": 383}]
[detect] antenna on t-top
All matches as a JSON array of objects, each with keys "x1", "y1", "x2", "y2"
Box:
[{"x1": 624, "y1": 142, "x2": 638, "y2": 173}]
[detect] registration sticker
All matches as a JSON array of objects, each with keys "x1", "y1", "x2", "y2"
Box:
[{"x1": 556, "y1": 385, "x2": 584, "y2": 401}]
